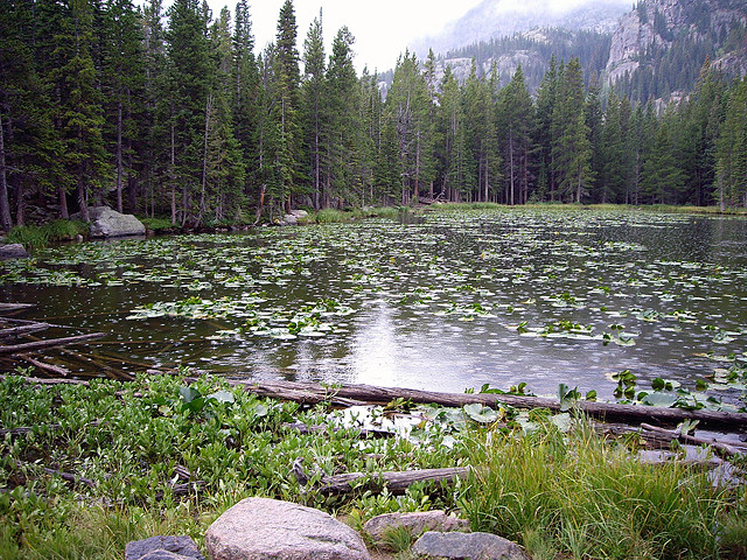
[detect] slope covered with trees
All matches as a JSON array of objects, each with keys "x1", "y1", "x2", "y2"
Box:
[{"x1": 1, "y1": 0, "x2": 746, "y2": 234}]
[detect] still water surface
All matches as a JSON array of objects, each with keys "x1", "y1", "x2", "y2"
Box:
[{"x1": 2, "y1": 208, "x2": 746, "y2": 399}]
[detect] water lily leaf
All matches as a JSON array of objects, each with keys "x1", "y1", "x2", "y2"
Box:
[
  {"x1": 463, "y1": 403, "x2": 500, "y2": 423},
  {"x1": 207, "y1": 390, "x2": 235, "y2": 404}
]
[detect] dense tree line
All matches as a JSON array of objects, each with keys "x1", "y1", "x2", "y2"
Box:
[{"x1": 0, "y1": 0, "x2": 746, "y2": 232}]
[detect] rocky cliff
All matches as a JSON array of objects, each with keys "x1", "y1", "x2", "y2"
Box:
[{"x1": 605, "y1": 0, "x2": 747, "y2": 87}]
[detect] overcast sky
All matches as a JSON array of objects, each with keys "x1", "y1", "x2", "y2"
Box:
[
  {"x1": 215, "y1": 0, "x2": 485, "y2": 72},
  {"x1": 187, "y1": 0, "x2": 626, "y2": 72}
]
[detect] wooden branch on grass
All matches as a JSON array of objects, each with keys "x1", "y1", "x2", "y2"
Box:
[
  {"x1": 318, "y1": 466, "x2": 470, "y2": 495},
  {"x1": 640, "y1": 423, "x2": 747, "y2": 457},
  {"x1": 239, "y1": 380, "x2": 747, "y2": 431},
  {"x1": 0, "y1": 332, "x2": 105, "y2": 354}
]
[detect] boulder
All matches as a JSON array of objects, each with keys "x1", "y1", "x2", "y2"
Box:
[
  {"x1": 76, "y1": 206, "x2": 145, "y2": 238},
  {"x1": 412, "y1": 531, "x2": 531, "y2": 560},
  {"x1": 0, "y1": 243, "x2": 29, "y2": 260},
  {"x1": 279, "y1": 214, "x2": 298, "y2": 226},
  {"x1": 205, "y1": 497, "x2": 370, "y2": 560},
  {"x1": 125, "y1": 535, "x2": 205, "y2": 560},
  {"x1": 290, "y1": 209, "x2": 309, "y2": 219},
  {"x1": 364, "y1": 511, "x2": 469, "y2": 547}
]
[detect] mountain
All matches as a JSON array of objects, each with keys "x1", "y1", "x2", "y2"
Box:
[
  {"x1": 411, "y1": 0, "x2": 630, "y2": 58},
  {"x1": 606, "y1": 0, "x2": 747, "y2": 102},
  {"x1": 428, "y1": 29, "x2": 612, "y2": 93}
]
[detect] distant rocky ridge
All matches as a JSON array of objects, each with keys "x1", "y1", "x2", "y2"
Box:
[
  {"x1": 411, "y1": 0, "x2": 629, "y2": 58},
  {"x1": 406, "y1": 0, "x2": 747, "y2": 102},
  {"x1": 605, "y1": 0, "x2": 747, "y2": 94}
]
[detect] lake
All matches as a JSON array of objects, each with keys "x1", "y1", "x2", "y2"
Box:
[{"x1": 2, "y1": 207, "x2": 746, "y2": 400}]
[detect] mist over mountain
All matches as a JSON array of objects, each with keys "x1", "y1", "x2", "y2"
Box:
[
  {"x1": 403, "y1": 0, "x2": 747, "y2": 103},
  {"x1": 410, "y1": 0, "x2": 630, "y2": 58}
]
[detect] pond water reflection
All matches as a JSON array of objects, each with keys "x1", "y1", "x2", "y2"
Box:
[{"x1": 2, "y1": 208, "x2": 745, "y2": 399}]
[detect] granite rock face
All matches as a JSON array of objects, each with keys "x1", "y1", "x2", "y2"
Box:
[
  {"x1": 78, "y1": 206, "x2": 145, "y2": 237},
  {"x1": 125, "y1": 535, "x2": 205, "y2": 560},
  {"x1": 364, "y1": 511, "x2": 469, "y2": 547},
  {"x1": 206, "y1": 497, "x2": 371, "y2": 560},
  {"x1": 0, "y1": 243, "x2": 29, "y2": 260},
  {"x1": 412, "y1": 531, "x2": 532, "y2": 560}
]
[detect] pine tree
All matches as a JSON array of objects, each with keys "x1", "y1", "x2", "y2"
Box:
[
  {"x1": 53, "y1": 0, "x2": 110, "y2": 222},
  {"x1": 534, "y1": 56, "x2": 560, "y2": 201},
  {"x1": 324, "y1": 26, "x2": 361, "y2": 206},
  {"x1": 436, "y1": 67, "x2": 471, "y2": 201},
  {"x1": 102, "y1": 0, "x2": 144, "y2": 212},
  {"x1": 232, "y1": 0, "x2": 260, "y2": 211},
  {"x1": 552, "y1": 59, "x2": 593, "y2": 203},
  {"x1": 716, "y1": 77, "x2": 747, "y2": 209},
  {"x1": 0, "y1": 0, "x2": 59, "y2": 228},
  {"x1": 301, "y1": 12, "x2": 325, "y2": 208},
  {"x1": 165, "y1": 0, "x2": 211, "y2": 224},
  {"x1": 386, "y1": 51, "x2": 434, "y2": 205},
  {"x1": 272, "y1": 0, "x2": 301, "y2": 211},
  {"x1": 498, "y1": 66, "x2": 534, "y2": 205}
]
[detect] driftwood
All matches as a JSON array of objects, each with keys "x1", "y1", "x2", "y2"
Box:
[
  {"x1": 18, "y1": 354, "x2": 70, "y2": 376},
  {"x1": 0, "y1": 332, "x2": 105, "y2": 354},
  {"x1": 5, "y1": 375, "x2": 747, "y2": 433},
  {"x1": 238, "y1": 380, "x2": 747, "y2": 431},
  {"x1": 640, "y1": 423, "x2": 747, "y2": 457},
  {"x1": 0, "y1": 303, "x2": 35, "y2": 313},
  {"x1": 293, "y1": 461, "x2": 470, "y2": 495},
  {"x1": 0, "y1": 323, "x2": 51, "y2": 338},
  {"x1": 282, "y1": 421, "x2": 394, "y2": 439}
]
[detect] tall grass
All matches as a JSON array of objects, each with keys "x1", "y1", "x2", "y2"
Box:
[
  {"x1": 6, "y1": 220, "x2": 87, "y2": 250},
  {"x1": 307, "y1": 206, "x2": 405, "y2": 223},
  {"x1": 461, "y1": 422, "x2": 743, "y2": 560}
]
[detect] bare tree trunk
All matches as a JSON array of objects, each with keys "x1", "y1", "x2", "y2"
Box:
[
  {"x1": 199, "y1": 94, "x2": 213, "y2": 222},
  {"x1": 116, "y1": 101, "x2": 123, "y2": 213},
  {"x1": 170, "y1": 124, "x2": 177, "y2": 225},
  {"x1": 0, "y1": 113, "x2": 13, "y2": 231}
]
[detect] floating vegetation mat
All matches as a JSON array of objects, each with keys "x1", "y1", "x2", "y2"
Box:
[{"x1": 1, "y1": 208, "x2": 745, "y2": 401}]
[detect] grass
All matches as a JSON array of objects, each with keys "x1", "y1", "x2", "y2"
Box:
[
  {"x1": 428, "y1": 202, "x2": 747, "y2": 216},
  {"x1": 6, "y1": 220, "x2": 88, "y2": 249},
  {"x1": 139, "y1": 216, "x2": 177, "y2": 232},
  {"x1": 305, "y1": 206, "x2": 406, "y2": 224},
  {"x1": 461, "y1": 422, "x2": 746, "y2": 560},
  {"x1": 0, "y1": 374, "x2": 744, "y2": 559}
]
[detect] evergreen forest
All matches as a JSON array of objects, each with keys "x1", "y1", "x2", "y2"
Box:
[{"x1": 1, "y1": 0, "x2": 747, "y2": 233}]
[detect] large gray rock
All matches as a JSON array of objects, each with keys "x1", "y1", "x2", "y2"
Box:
[
  {"x1": 0, "y1": 243, "x2": 29, "y2": 260},
  {"x1": 125, "y1": 535, "x2": 205, "y2": 560},
  {"x1": 80, "y1": 206, "x2": 145, "y2": 237},
  {"x1": 206, "y1": 497, "x2": 371, "y2": 560},
  {"x1": 364, "y1": 511, "x2": 469, "y2": 547},
  {"x1": 412, "y1": 531, "x2": 531, "y2": 560}
]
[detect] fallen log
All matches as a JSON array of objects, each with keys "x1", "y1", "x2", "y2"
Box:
[
  {"x1": 640, "y1": 423, "x2": 747, "y2": 457},
  {"x1": 6, "y1": 375, "x2": 747, "y2": 432},
  {"x1": 316, "y1": 466, "x2": 470, "y2": 495},
  {"x1": 238, "y1": 380, "x2": 747, "y2": 431},
  {"x1": 0, "y1": 332, "x2": 105, "y2": 354},
  {"x1": 0, "y1": 323, "x2": 51, "y2": 338},
  {"x1": 19, "y1": 354, "x2": 70, "y2": 377},
  {"x1": 0, "y1": 303, "x2": 35, "y2": 313}
]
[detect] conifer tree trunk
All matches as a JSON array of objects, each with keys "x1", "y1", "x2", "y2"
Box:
[
  {"x1": 116, "y1": 102, "x2": 124, "y2": 213},
  {"x1": 0, "y1": 113, "x2": 13, "y2": 231}
]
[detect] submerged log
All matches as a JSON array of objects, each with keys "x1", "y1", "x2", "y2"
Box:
[
  {"x1": 18, "y1": 354, "x2": 70, "y2": 377},
  {"x1": 238, "y1": 380, "x2": 747, "y2": 431},
  {"x1": 0, "y1": 323, "x2": 51, "y2": 338},
  {"x1": 0, "y1": 332, "x2": 105, "y2": 354}
]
